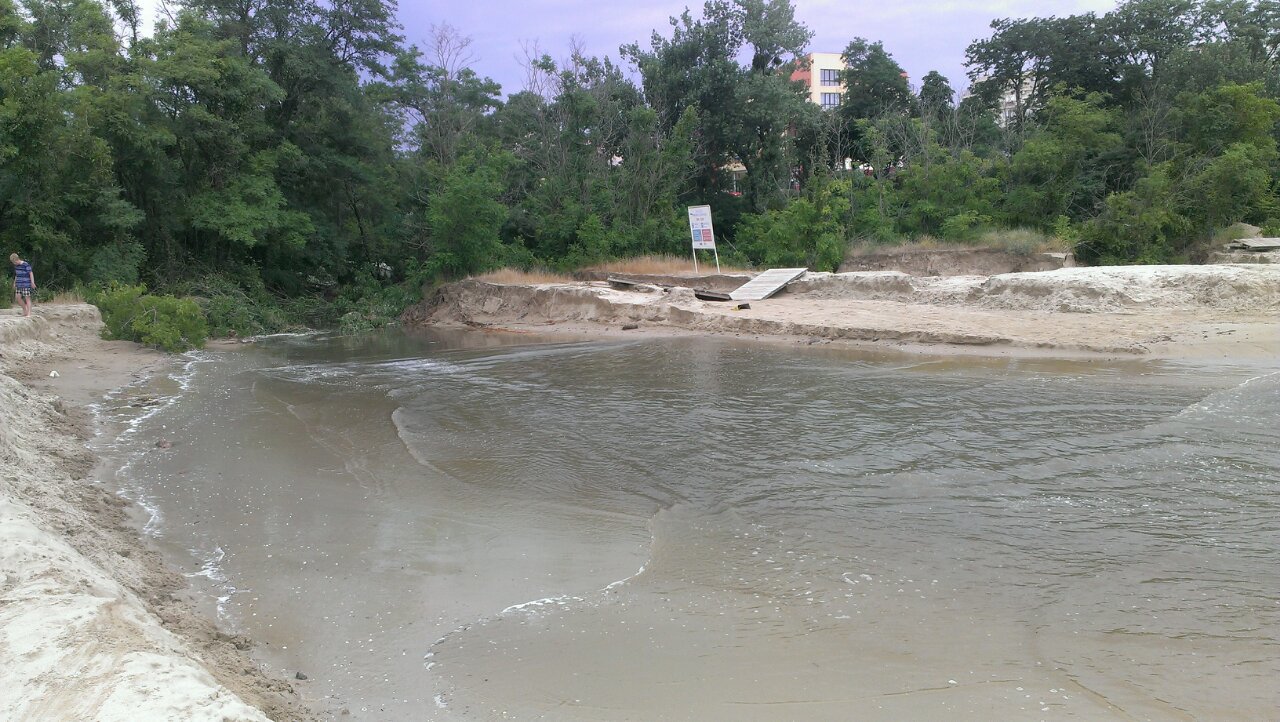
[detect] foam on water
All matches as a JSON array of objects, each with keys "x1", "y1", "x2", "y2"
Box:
[
  {"x1": 183, "y1": 545, "x2": 241, "y2": 620},
  {"x1": 90, "y1": 351, "x2": 216, "y2": 538}
]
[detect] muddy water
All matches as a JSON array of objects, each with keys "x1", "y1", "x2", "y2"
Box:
[{"x1": 97, "y1": 330, "x2": 1280, "y2": 720}]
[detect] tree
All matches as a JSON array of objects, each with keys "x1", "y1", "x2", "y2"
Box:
[
  {"x1": 1107, "y1": 0, "x2": 1196, "y2": 84},
  {"x1": 918, "y1": 71, "x2": 955, "y2": 117},
  {"x1": 1003, "y1": 91, "x2": 1124, "y2": 226},
  {"x1": 0, "y1": 0, "x2": 144, "y2": 285},
  {"x1": 839, "y1": 38, "x2": 912, "y2": 120},
  {"x1": 423, "y1": 149, "x2": 510, "y2": 277},
  {"x1": 966, "y1": 15, "x2": 1117, "y2": 130},
  {"x1": 381, "y1": 25, "x2": 502, "y2": 166},
  {"x1": 623, "y1": 0, "x2": 811, "y2": 211}
]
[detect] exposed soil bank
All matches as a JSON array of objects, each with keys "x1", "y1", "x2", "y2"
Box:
[
  {"x1": 405, "y1": 265, "x2": 1280, "y2": 359},
  {"x1": 0, "y1": 305, "x2": 311, "y2": 721}
]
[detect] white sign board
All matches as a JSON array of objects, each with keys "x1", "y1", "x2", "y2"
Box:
[{"x1": 687, "y1": 205, "x2": 717, "y2": 249}]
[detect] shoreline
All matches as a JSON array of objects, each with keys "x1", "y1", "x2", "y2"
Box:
[
  {"x1": 0, "y1": 305, "x2": 311, "y2": 721},
  {"x1": 404, "y1": 265, "x2": 1280, "y2": 364}
]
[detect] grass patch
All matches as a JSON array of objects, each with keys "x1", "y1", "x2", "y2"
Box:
[{"x1": 1212, "y1": 222, "x2": 1262, "y2": 243}]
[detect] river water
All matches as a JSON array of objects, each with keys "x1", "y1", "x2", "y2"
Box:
[{"x1": 95, "y1": 329, "x2": 1279, "y2": 720}]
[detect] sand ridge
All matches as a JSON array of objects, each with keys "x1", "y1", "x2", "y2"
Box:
[{"x1": 0, "y1": 305, "x2": 312, "y2": 721}]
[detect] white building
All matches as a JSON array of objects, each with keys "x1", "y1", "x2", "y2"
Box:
[{"x1": 791, "y1": 52, "x2": 847, "y2": 110}]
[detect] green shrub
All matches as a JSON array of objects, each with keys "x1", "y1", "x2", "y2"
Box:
[
  {"x1": 736, "y1": 176, "x2": 849, "y2": 272},
  {"x1": 90, "y1": 284, "x2": 208, "y2": 352},
  {"x1": 939, "y1": 211, "x2": 991, "y2": 242},
  {"x1": 166, "y1": 271, "x2": 296, "y2": 338},
  {"x1": 332, "y1": 277, "x2": 420, "y2": 334},
  {"x1": 1076, "y1": 169, "x2": 1190, "y2": 265}
]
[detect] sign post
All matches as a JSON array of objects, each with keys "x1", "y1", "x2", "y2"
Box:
[{"x1": 686, "y1": 205, "x2": 721, "y2": 273}]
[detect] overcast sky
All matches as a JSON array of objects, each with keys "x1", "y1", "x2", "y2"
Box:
[{"x1": 137, "y1": 0, "x2": 1121, "y2": 95}]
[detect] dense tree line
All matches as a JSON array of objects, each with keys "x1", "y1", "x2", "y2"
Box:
[{"x1": 2, "y1": 0, "x2": 1279, "y2": 337}]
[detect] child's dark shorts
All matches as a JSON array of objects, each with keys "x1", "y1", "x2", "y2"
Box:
[{"x1": 16, "y1": 288, "x2": 32, "y2": 298}]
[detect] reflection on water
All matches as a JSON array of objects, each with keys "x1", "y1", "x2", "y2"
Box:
[{"x1": 97, "y1": 329, "x2": 1280, "y2": 720}]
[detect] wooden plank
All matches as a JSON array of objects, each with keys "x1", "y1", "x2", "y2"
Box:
[
  {"x1": 728, "y1": 268, "x2": 808, "y2": 301},
  {"x1": 607, "y1": 276, "x2": 675, "y2": 294},
  {"x1": 1231, "y1": 238, "x2": 1280, "y2": 251},
  {"x1": 606, "y1": 276, "x2": 655, "y2": 288},
  {"x1": 693, "y1": 289, "x2": 732, "y2": 301}
]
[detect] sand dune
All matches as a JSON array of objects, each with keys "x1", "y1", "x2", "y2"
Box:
[
  {"x1": 0, "y1": 306, "x2": 308, "y2": 721},
  {"x1": 407, "y1": 265, "x2": 1280, "y2": 359}
]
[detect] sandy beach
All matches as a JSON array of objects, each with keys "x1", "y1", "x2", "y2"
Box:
[
  {"x1": 405, "y1": 264, "x2": 1280, "y2": 360},
  {"x1": 0, "y1": 305, "x2": 309, "y2": 721}
]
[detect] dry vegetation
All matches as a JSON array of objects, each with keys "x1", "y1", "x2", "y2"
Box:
[
  {"x1": 847, "y1": 230, "x2": 1073, "y2": 259},
  {"x1": 46, "y1": 290, "x2": 86, "y2": 304},
  {"x1": 583, "y1": 255, "x2": 751, "y2": 275},
  {"x1": 846, "y1": 237, "x2": 959, "y2": 257},
  {"x1": 470, "y1": 268, "x2": 573, "y2": 285},
  {"x1": 470, "y1": 255, "x2": 755, "y2": 287}
]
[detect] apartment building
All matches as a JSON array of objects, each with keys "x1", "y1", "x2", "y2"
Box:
[{"x1": 790, "y1": 52, "x2": 846, "y2": 110}]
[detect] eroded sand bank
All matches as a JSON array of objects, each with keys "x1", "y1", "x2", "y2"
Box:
[
  {"x1": 0, "y1": 305, "x2": 309, "y2": 721},
  {"x1": 406, "y1": 265, "x2": 1280, "y2": 359}
]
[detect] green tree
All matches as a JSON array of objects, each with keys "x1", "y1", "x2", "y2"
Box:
[
  {"x1": 918, "y1": 70, "x2": 955, "y2": 119},
  {"x1": 423, "y1": 149, "x2": 511, "y2": 277},
  {"x1": 623, "y1": 0, "x2": 811, "y2": 212},
  {"x1": 966, "y1": 15, "x2": 1118, "y2": 130},
  {"x1": 839, "y1": 38, "x2": 912, "y2": 119},
  {"x1": 1003, "y1": 91, "x2": 1124, "y2": 226}
]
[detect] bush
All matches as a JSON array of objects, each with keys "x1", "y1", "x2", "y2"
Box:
[
  {"x1": 1076, "y1": 169, "x2": 1190, "y2": 265},
  {"x1": 166, "y1": 271, "x2": 296, "y2": 338},
  {"x1": 324, "y1": 264, "x2": 425, "y2": 335},
  {"x1": 90, "y1": 284, "x2": 208, "y2": 352},
  {"x1": 939, "y1": 211, "x2": 991, "y2": 242},
  {"x1": 736, "y1": 175, "x2": 849, "y2": 272},
  {"x1": 736, "y1": 199, "x2": 845, "y2": 271}
]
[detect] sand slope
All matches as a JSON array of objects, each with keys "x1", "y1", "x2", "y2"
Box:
[
  {"x1": 0, "y1": 306, "x2": 306, "y2": 721},
  {"x1": 406, "y1": 265, "x2": 1280, "y2": 358}
]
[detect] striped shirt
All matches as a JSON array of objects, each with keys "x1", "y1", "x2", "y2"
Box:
[{"x1": 13, "y1": 261, "x2": 32, "y2": 289}]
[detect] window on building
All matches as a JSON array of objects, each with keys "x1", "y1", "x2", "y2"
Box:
[
  {"x1": 820, "y1": 92, "x2": 841, "y2": 109},
  {"x1": 820, "y1": 69, "x2": 841, "y2": 86}
]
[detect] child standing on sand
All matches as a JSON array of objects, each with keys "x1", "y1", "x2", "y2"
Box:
[{"x1": 10, "y1": 253, "x2": 35, "y2": 317}]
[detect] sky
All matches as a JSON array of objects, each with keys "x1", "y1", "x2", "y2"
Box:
[{"x1": 136, "y1": 0, "x2": 1122, "y2": 96}]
